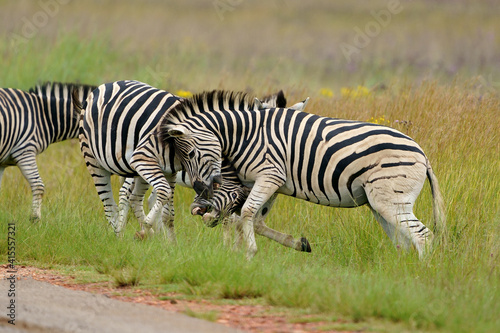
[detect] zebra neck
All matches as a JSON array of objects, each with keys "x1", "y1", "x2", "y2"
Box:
[{"x1": 219, "y1": 109, "x2": 267, "y2": 159}]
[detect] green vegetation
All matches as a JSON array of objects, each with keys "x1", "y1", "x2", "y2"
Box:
[{"x1": 1, "y1": 1, "x2": 499, "y2": 332}]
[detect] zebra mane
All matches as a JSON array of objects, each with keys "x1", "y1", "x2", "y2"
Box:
[
  {"x1": 29, "y1": 81, "x2": 97, "y2": 96},
  {"x1": 163, "y1": 90, "x2": 258, "y2": 124},
  {"x1": 157, "y1": 90, "x2": 257, "y2": 144}
]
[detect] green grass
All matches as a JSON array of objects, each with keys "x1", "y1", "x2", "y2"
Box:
[{"x1": 1, "y1": 1, "x2": 499, "y2": 332}]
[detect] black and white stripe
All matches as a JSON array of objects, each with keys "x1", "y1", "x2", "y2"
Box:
[
  {"x1": 76, "y1": 80, "x2": 188, "y2": 239},
  {"x1": 121, "y1": 89, "x2": 309, "y2": 247},
  {"x1": 0, "y1": 82, "x2": 96, "y2": 221},
  {"x1": 158, "y1": 91, "x2": 445, "y2": 258}
]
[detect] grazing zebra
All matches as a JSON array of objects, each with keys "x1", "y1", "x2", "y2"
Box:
[
  {"x1": 0, "y1": 82, "x2": 96, "y2": 221},
  {"x1": 157, "y1": 91, "x2": 445, "y2": 259}
]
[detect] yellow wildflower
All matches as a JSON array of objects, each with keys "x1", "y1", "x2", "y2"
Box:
[
  {"x1": 175, "y1": 90, "x2": 193, "y2": 98},
  {"x1": 319, "y1": 88, "x2": 334, "y2": 98},
  {"x1": 367, "y1": 116, "x2": 390, "y2": 125},
  {"x1": 341, "y1": 85, "x2": 371, "y2": 98}
]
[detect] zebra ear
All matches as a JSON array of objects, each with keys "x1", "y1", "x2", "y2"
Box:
[
  {"x1": 167, "y1": 126, "x2": 187, "y2": 138},
  {"x1": 254, "y1": 97, "x2": 264, "y2": 109}
]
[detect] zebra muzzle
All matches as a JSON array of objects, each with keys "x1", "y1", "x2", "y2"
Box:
[{"x1": 191, "y1": 205, "x2": 207, "y2": 216}]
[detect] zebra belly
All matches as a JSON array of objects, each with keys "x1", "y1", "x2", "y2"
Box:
[{"x1": 278, "y1": 183, "x2": 368, "y2": 208}]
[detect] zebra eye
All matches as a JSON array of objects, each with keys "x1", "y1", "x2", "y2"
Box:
[
  {"x1": 231, "y1": 193, "x2": 238, "y2": 200},
  {"x1": 188, "y1": 150, "x2": 196, "y2": 159}
]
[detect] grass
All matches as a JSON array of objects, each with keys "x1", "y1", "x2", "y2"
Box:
[{"x1": 1, "y1": 1, "x2": 499, "y2": 332}]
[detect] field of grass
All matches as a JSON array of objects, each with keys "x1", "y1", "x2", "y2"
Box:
[{"x1": 1, "y1": 1, "x2": 499, "y2": 332}]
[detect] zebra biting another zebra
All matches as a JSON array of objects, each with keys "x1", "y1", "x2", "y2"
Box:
[
  {"x1": 0, "y1": 82, "x2": 96, "y2": 221},
  {"x1": 76, "y1": 80, "x2": 311, "y2": 245},
  {"x1": 158, "y1": 90, "x2": 446, "y2": 259}
]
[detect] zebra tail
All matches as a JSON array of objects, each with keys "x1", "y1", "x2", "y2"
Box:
[{"x1": 426, "y1": 160, "x2": 446, "y2": 238}]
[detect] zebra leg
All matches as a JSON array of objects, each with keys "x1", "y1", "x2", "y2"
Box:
[
  {"x1": 147, "y1": 188, "x2": 163, "y2": 232},
  {"x1": 364, "y1": 169, "x2": 433, "y2": 258},
  {"x1": 95, "y1": 172, "x2": 119, "y2": 233},
  {"x1": 238, "y1": 180, "x2": 283, "y2": 259},
  {"x1": 132, "y1": 161, "x2": 173, "y2": 237},
  {"x1": 160, "y1": 184, "x2": 176, "y2": 243},
  {"x1": 116, "y1": 177, "x2": 135, "y2": 234},
  {"x1": 253, "y1": 194, "x2": 311, "y2": 252},
  {"x1": 147, "y1": 188, "x2": 157, "y2": 212},
  {"x1": 15, "y1": 154, "x2": 45, "y2": 222},
  {"x1": 128, "y1": 177, "x2": 154, "y2": 239},
  {"x1": 80, "y1": 134, "x2": 119, "y2": 231},
  {"x1": 222, "y1": 214, "x2": 237, "y2": 247},
  {"x1": 86, "y1": 166, "x2": 119, "y2": 232}
]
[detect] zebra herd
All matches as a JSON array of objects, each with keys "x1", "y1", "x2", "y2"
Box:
[{"x1": 0, "y1": 80, "x2": 445, "y2": 259}]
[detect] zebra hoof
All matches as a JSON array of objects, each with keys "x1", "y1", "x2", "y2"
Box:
[
  {"x1": 301, "y1": 237, "x2": 312, "y2": 252},
  {"x1": 29, "y1": 215, "x2": 40, "y2": 223},
  {"x1": 134, "y1": 230, "x2": 148, "y2": 240}
]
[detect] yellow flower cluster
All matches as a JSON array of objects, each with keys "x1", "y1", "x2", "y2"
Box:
[
  {"x1": 175, "y1": 90, "x2": 193, "y2": 98},
  {"x1": 319, "y1": 88, "x2": 334, "y2": 97},
  {"x1": 341, "y1": 85, "x2": 371, "y2": 98},
  {"x1": 319, "y1": 86, "x2": 372, "y2": 99},
  {"x1": 367, "y1": 116, "x2": 391, "y2": 125}
]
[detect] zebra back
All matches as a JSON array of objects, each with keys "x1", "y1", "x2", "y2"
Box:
[
  {"x1": 79, "y1": 80, "x2": 181, "y2": 176},
  {"x1": 29, "y1": 81, "x2": 97, "y2": 145},
  {"x1": 158, "y1": 90, "x2": 427, "y2": 206},
  {"x1": 0, "y1": 82, "x2": 96, "y2": 162}
]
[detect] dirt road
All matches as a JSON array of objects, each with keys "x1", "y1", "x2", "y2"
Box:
[{"x1": 1, "y1": 277, "x2": 245, "y2": 333}]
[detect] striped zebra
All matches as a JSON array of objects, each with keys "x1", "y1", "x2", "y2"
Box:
[
  {"x1": 118, "y1": 90, "x2": 309, "y2": 245},
  {"x1": 76, "y1": 80, "x2": 196, "y2": 240},
  {"x1": 0, "y1": 82, "x2": 96, "y2": 221},
  {"x1": 157, "y1": 91, "x2": 446, "y2": 259}
]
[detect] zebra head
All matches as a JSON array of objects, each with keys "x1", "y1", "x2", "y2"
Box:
[{"x1": 164, "y1": 124, "x2": 223, "y2": 200}]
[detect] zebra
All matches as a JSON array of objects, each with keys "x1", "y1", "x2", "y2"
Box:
[
  {"x1": 0, "y1": 81, "x2": 96, "y2": 221},
  {"x1": 119, "y1": 90, "x2": 310, "y2": 246},
  {"x1": 76, "y1": 80, "x2": 210, "y2": 241},
  {"x1": 157, "y1": 90, "x2": 446, "y2": 259}
]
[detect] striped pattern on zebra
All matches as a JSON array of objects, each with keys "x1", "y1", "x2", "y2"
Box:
[
  {"x1": 120, "y1": 90, "x2": 310, "y2": 248},
  {"x1": 76, "y1": 80, "x2": 190, "y2": 240},
  {"x1": 188, "y1": 93, "x2": 310, "y2": 248},
  {"x1": 147, "y1": 90, "x2": 310, "y2": 220},
  {"x1": 0, "y1": 82, "x2": 96, "y2": 221},
  {"x1": 157, "y1": 90, "x2": 445, "y2": 259}
]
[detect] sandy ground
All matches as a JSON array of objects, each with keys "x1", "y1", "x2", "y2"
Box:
[{"x1": 0, "y1": 265, "x2": 339, "y2": 333}]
